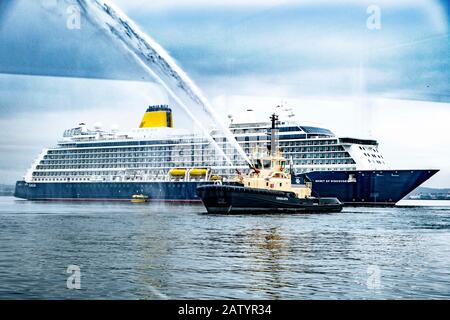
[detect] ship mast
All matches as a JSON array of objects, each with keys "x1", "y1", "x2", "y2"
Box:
[{"x1": 270, "y1": 113, "x2": 279, "y2": 156}]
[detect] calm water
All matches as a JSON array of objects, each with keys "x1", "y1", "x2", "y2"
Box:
[{"x1": 0, "y1": 196, "x2": 449, "y2": 300}]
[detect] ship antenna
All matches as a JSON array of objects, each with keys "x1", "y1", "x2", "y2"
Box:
[{"x1": 270, "y1": 113, "x2": 279, "y2": 156}]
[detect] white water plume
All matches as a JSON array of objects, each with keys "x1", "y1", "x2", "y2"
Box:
[{"x1": 75, "y1": 0, "x2": 252, "y2": 167}]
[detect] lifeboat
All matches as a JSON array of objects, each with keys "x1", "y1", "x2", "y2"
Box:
[
  {"x1": 169, "y1": 168, "x2": 187, "y2": 177},
  {"x1": 189, "y1": 168, "x2": 208, "y2": 177}
]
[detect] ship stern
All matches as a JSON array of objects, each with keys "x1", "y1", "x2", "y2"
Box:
[{"x1": 14, "y1": 180, "x2": 29, "y2": 200}]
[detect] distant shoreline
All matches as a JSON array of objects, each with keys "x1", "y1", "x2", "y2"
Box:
[
  {"x1": 397, "y1": 199, "x2": 450, "y2": 207},
  {"x1": 2, "y1": 196, "x2": 450, "y2": 208},
  {"x1": 0, "y1": 184, "x2": 14, "y2": 197},
  {"x1": 1, "y1": 185, "x2": 450, "y2": 200}
]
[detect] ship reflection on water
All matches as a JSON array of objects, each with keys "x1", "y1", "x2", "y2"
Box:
[
  {"x1": 228, "y1": 226, "x2": 363, "y2": 299},
  {"x1": 1, "y1": 198, "x2": 450, "y2": 299},
  {"x1": 237, "y1": 227, "x2": 291, "y2": 299}
]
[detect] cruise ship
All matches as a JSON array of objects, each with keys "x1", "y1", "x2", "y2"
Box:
[{"x1": 14, "y1": 105, "x2": 438, "y2": 205}]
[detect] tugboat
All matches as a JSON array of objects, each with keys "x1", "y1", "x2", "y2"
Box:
[{"x1": 196, "y1": 114, "x2": 343, "y2": 214}]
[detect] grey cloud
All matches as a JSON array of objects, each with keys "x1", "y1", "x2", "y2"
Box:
[{"x1": 0, "y1": 0, "x2": 150, "y2": 81}]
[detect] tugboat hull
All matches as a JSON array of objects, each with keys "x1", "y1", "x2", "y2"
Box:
[{"x1": 196, "y1": 185, "x2": 343, "y2": 214}]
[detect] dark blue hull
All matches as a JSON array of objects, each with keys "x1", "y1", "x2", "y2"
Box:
[
  {"x1": 293, "y1": 169, "x2": 439, "y2": 205},
  {"x1": 14, "y1": 181, "x2": 213, "y2": 202},
  {"x1": 197, "y1": 184, "x2": 343, "y2": 214},
  {"x1": 15, "y1": 169, "x2": 438, "y2": 205}
]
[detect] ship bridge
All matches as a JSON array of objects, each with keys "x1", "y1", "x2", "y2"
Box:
[{"x1": 298, "y1": 126, "x2": 334, "y2": 138}]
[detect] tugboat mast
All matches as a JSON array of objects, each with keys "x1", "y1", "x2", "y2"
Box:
[{"x1": 270, "y1": 113, "x2": 279, "y2": 156}]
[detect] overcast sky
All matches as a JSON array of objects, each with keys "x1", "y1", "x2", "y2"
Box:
[{"x1": 0, "y1": 0, "x2": 449, "y2": 186}]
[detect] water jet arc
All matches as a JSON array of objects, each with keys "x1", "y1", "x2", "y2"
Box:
[{"x1": 76, "y1": 0, "x2": 252, "y2": 167}]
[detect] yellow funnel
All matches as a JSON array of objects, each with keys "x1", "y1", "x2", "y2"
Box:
[{"x1": 139, "y1": 105, "x2": 173, "y2": 128}]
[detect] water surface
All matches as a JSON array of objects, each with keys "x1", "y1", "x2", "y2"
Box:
[{"x1": 0, "y1": 197, "x2": 449, "y2": 299}]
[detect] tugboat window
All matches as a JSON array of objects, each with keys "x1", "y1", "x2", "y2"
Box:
[{"x1": 263, "y1": 160, "x2": 271, "y2": 169}]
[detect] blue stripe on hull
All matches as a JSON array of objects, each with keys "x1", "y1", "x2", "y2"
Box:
[
  {"x1": 14, "y1": 181, "x2": 209, "y2": 201},
  {"x1": 293, "y1": 169, "x2": 439, "y2": 205}
]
